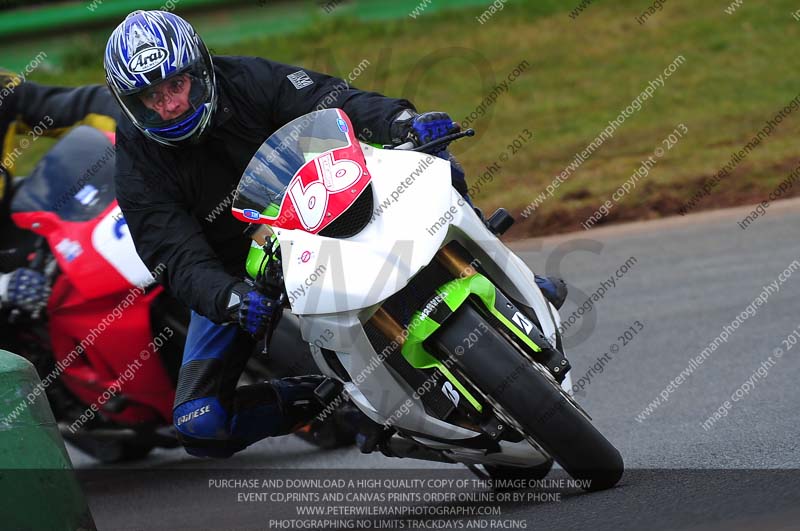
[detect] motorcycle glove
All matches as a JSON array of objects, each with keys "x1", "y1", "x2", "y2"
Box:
[
  {"x1": 227, "y1": 282, "x2": 281, "y2": 338},
  {"x1": 411, "y1": 111, "x2": 459, "y2": 145},
  {"x1": 390, "y1": 110, "x2": 460, "y2": 149},
  {"x1": 0, "y1": 268, "x2": 50, "y2": 316}
]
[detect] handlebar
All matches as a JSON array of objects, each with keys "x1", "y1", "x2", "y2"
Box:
[
  {"x1": 388, "y1": 128, "x2": 476, "y2": 154},
  {"x1": 411, "y1": 128, "x2": 475, "y2": 153}
]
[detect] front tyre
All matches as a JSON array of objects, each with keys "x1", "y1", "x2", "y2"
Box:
[
  {"x1": 434, "y1": 304, "x2": 623, "y2": 491},
  {"x1": 483, "y1": 459, "x2": 553, "y2": 490}
]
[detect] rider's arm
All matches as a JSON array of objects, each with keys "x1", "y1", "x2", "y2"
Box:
[
  {"x1": 237, "y1": 57, "x2": 415, "y2": 145},
  {"x1": 2, "y1": 82, "x2": 119, "y2": 178},
  {"x1": 114, "y1": 141, "x2": 238, "y2": 324},
  {"x1": 15, "y1": 82, "x2": 119, "y2": 135}
]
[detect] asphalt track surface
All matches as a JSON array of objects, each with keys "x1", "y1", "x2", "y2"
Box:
[{"x1": 71, "y1": 200, "x2": 800, "y2": 531}]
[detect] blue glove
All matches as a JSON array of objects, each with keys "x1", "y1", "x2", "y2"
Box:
[
  {"x1": 231, "y1": 283, "x2": 281, "y2": 337},
  {"x1": 390, "y1": 110, "x2": 459, "y2": 148},
  {"x1": 410, "y1": 111, "x2": 459, "y2": 146},
  {"x1": 0, "y1": 268, "x2": 50, "y2": 316}
]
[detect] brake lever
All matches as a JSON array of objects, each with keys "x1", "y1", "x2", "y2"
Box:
[
  {"x1": 411, "y1": 128, "x2": 475, "y2": 153},
  {"x1": 387, "y1": 128, "x2": 476, "y2": 153}
]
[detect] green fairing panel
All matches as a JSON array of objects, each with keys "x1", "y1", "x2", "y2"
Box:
[
  {"x1": 400, "y1": 275, "x2": 490, "y2": 412},
  {"x1": 244, "y1": 203, "x2": 281, "y2": 280},
  {"x1": 437, "y1": 274, "x2": 543, "y2": 354},
  {"x1": 400, "y1": 273, "x2": 545, "y2": 413}
]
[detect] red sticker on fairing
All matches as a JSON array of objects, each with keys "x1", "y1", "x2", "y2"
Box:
[{"x1": 270, "y1": 112, "x2": 372, "y2": 234}]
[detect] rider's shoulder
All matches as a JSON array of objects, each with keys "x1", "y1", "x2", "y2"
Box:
[{"x1": 213, "y1": 55, "x2": 283, "y2": 82}]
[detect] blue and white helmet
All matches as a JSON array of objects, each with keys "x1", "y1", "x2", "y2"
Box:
[{"x1": 104, "y1": 10, "x2": 216, "y2": 146}]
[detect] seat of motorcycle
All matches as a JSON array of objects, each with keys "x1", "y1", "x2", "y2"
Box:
[{"x1": 10, "y1": 125, "x2": 116, "y2": 223}]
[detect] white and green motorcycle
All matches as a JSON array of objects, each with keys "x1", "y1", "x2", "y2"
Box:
[{"x1": 232, "y1": 109, "x2": 623, "y2": 491}]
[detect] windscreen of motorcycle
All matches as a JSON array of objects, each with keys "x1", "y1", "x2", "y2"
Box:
[
  {"x1": 10, "y1": 126, "x2": 117, "y2": 222},
  {"x1": 231, "y1": 109, "x2": 372, "y2": 234}
]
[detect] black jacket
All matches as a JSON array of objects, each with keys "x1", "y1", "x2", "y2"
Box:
[{"x1": 115, "y1": 55, "x2": 414, "y2": 323}]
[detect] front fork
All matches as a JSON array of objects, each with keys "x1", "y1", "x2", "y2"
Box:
[
  {"x1": 370, "y1": 245, "x2": 571, "y2": 382},
  {"x1": 367, "y1": 245, "x2": 573, "y2": 439}
]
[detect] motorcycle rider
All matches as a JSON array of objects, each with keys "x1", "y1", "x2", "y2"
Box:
[
  {"x1": 0, "y1": 66, "x2": 358, "y2": 448},
  {"x1": 1, "y1": 63, "x2": 566, "y2": 328},
  {"x1": 105, "y1": 10, "x2": 438, "y2": 458},
  {"x1": 102, "y1": 10, "x2": 566, "y2": 458}
]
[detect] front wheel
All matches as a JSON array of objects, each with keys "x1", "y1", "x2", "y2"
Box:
[
  {"x1": 433, "y1": 304, "x2": 623, "y2": 491},
  {"x1": 483, "y1": 459, "x2": 554, "y2": 490}
]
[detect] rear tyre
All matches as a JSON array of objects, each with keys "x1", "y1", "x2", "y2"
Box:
[{"x1": 434, "y1": 304, "x2": 623, "y2": 491}]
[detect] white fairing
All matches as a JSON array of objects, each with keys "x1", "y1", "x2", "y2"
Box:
[
  {"x1": 91, "y1": 205, "x2": 155, "y2": 287},
  {"x1": 274, "y1": 145, "x2": 451, "y2": 315},
  {"x1": 275, "y1": 143, "x2": 558, "y2": 348},
  {"x1": 270, "y1": 141, "x2": 565, "y2": 465}
]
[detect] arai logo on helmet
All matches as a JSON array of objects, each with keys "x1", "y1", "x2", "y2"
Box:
[
  {"x1": 243, "y1": 209, "x2": 261, "y2": 221},
  {"x1": 128, "y1": 47, "x2": 169, "y2": 74}
]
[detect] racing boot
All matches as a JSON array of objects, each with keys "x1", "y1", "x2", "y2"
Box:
[
  {"x1": 269, "y1": 375, "x2": 330, "y2": 434},
  {"x1": 534, "y1": 275, "x2": 568, "y2": 309},
  {"x1": 176, "y1": 376, "x2": 331, "y2": 458},
  {"x1": 355, "y1": 415, "x2": 395, "y2": 454}
]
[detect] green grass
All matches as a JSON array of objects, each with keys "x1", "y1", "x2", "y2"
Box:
[{"x1": 12, "y1": 0, "x2": 800, "y2": 236}]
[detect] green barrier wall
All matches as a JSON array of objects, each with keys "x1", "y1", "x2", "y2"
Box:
[
  {"x1": 0, "y1": 0, "x2": 228, "y2": 39},
  {"x1": 0, "y1": 350, "x2": 96, "y2": 531}
]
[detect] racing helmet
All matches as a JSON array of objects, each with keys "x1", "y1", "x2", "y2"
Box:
[{"x1": 103, "y1": 10, "x2": 216, "y2": 146}]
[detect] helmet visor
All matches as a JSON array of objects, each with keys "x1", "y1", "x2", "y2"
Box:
[{"x1": 117, "y1": 59, "x2": 212, "y2": 132}]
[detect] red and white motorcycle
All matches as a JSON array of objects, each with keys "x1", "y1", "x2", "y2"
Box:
[{"x1": 1, "y1": 126, "x2": 344, "y2": 461}]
